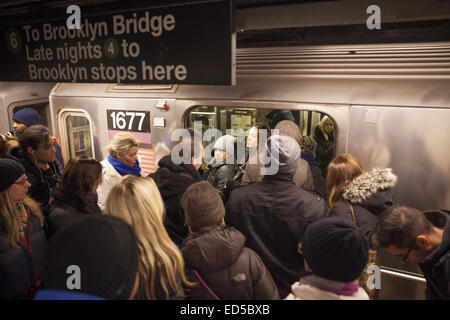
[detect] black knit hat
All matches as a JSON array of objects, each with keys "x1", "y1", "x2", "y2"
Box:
[
  {"x1": 181, "y1": 181, "x2": 225, "y2": 231},
  {"x1": 43, "y1": 215, "x2": 140, "y2": 300},
  {"x1": 0, "y1": 158, "x2": 26, "y2": 192},
  {"x1": 302, "y1": 217, "x2": 369, "y2": 283}
]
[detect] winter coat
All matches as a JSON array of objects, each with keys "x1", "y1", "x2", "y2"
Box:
[
  {"x1": 329, "y1": 168, "x2": 397, "y2": 246},
  {"x1": 206, "y1": 160, "x2": 239, "y2": 200},
  {"x1": 285, "y1": 275, "x2": 369, "y2": 300},
  {"x1": 97, "y1": 157, "x2": 145, "y2": 211},
  {"x1": 8, "y1": 146, "x2": 61, "y2": 213},
  {"x1": 240, "y1": 157, "x2": 315, "y2": 191},
  {"x1": 226, "y1": 173, "x2": 327, "y2": 298},
  {"x1": 0, "y1": 207, "x2": 47, "y2": 299},
  {"x1": 313, "y1": 125, "x2": 334, "y2": 175},
  {"x1": 181, "y1": 225, "x2": 279, "y2": 300},
  {"x1": 305, "y1": 158, "x2": 326, "y2": 198},
  {"x1": 420, "y1": 210, "x2": 450, "y2": 300},
  {"x1": 47, "y1": 189, "x2": 102, "y2": 238},
  {"x1": 135, "y1": 269, "x2": 185, "y2": 300},
  {"x1": 149, "y1": 155, "x2": 203, "y2": 247}
]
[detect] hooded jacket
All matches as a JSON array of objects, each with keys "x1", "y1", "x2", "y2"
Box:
[
  {"x1": 47, "y1": 189, "x2": 102, "y2": 238},
  {"x1": 8, "y1": 146, "x2": 61, "y2": 213},
  {"x1": 329, "y1": 168, "x2": 397, "y2": 245},
  {"x1": 149, "y1": 155, "x2": 203, "y2": 247},
  {"x1": 181, "y1": 225, "x2": 279, "y2": 300},
  {"x1": 420, "y1": 210, "x2": 450, "y2": 300},
  {"x1": 226, "y1": 173, "x2": 327, "y2": 298}
]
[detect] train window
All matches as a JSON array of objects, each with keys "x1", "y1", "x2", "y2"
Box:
[
  {"x1": 187, "y1": 106, "x2": 335, "y2": 178},
  {"x1": 9, "y1": 101, "x2": 52, "y2": 132},
  {"x1": 58, "y1": 109, "x2": 96, "y2": 163}
]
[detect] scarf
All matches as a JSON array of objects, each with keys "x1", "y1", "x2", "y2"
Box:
[
  {"x1": 301, "y1": 153, "x2": 315, "y2": 163},
  {"x1": 108, "y1": 155, "x2": 141, "y2": 177}
]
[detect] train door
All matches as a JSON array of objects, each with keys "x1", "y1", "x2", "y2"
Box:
[{"x1": 57, "y1": 108, "x2": 96, "y2": 166}]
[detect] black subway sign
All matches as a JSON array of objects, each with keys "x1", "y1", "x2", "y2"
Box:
[{"x1": 0, "y1": 0, "x2": 235, "y2": 85}]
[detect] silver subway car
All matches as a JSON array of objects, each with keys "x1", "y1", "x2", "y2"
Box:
[{"x1": 5, "y1": 41, "x2": 448, "y2": 300}]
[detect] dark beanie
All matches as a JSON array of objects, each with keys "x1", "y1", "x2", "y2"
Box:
[
  {"x1": 181, "y1": 181, "x2": 225, "y2": 231},
  {"x1": 302, "y1": 217, "x2": 369, "y2": 283},
  {"x1": 12, "y1": 108, "x2": 41, "y2": 127},
  {"x1": 43, "y1": 215, "x2": 140, "y2": 300},
  {"x1": 0, "y1": 158, "x2": 26, "y2": 192}
]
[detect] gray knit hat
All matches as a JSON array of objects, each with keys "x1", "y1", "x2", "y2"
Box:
[
  {"x1": 0, "y1": 158, "x2": 26, "y2": 192},
  {"x1": 181, "y1": 181, "x2": 225, "y2": 231},
  {"x1": 264, "y1": 135, "x2": 300, "y2": 175}
]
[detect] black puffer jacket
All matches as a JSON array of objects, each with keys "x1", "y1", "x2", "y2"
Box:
[
  {"x1": 8, "y1": 146, "x2": 61, "y2": 212},
  {"x1": 420, "y1": 210, "x2": 450, "y2": 300},
  {"x1": 206, "y1": 160, "x2": 239, "y2": 201},
  {"x1": 329, "y1": 168, "x2": 398, "y2": 246},
  {"x1": 313, "y1": 125, "x2": 334, "y2": 175},
  {"x1": 226, "y1": 174, "x2": 327, "y2": 298},
  {"x1": 47, "y1": 189, "x2": 102, "y2": 238},
  {"x1": 181, "y1": 225, "x2": 279, "y2": 300},
  {"x1": 0, "y1": 208, "x2": 47, "y2": 299},
  {"x1": 149, "y1": 155, "x2": 203, "y2": 247}
]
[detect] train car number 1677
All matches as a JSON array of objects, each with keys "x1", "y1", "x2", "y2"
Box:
[{"x1": 107, "y1": 109, "x2": 151, "y2": 133}]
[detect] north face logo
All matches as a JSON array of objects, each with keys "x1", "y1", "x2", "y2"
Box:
[{"x1": 233, "y1": 273, "x2": 247, "y2": 282}]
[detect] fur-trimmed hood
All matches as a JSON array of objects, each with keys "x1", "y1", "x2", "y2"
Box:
[{"x1": 343, "y1": 168, "x2": 398, "y2": 204}]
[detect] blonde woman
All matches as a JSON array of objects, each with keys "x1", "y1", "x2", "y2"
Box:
[
  {"x1": 0, "y1": 158, "x2": 46, "y2": 299},
  {"x1": 97, "y1": 132, "x2": 145, "y2": 210},
  {"x1": 313, "y1": 115, "x2": 335, "y2": 176},
  {"x1": 104, "y1": 175, "x2": 192, "y2": 300}
]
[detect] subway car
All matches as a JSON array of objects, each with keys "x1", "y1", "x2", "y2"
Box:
[{"x1": 2, "y1": 41, "x2": 450, "y2": 299}]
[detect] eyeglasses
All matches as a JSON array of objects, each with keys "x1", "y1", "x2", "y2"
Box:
[
  {"x1": 14, "y1": 176, "x2": 29, "y2": 186},
  {"x1": 397, "y1": 240, "x2": 415, "y2": 263}
]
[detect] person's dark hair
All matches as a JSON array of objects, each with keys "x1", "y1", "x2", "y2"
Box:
[
  {"x1": 171, "y1": 130, "x2": 203, "y2": 162},
  {"x1": 251, "y1": 123, "x2": 271, "y2": 147},
  {"x1": 60, "y1": 156, "x2": 103, "y2": 194},
  {"x1": 372, "y1": 206, "x2": 433, "y2": 249},
  {"x1": 18, "y1": 125, "x2": 52, "y2": 157}
]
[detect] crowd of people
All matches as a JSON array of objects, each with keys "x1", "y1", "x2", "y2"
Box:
[{"x1": 0, "y1": 108, "x2": 448, "y2": 300}]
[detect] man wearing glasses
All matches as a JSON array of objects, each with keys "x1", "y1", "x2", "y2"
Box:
[{"x1": 372, "y1": 206, "x2": 449, "y2": 300}]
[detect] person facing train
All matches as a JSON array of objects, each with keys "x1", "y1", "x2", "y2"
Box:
[
  {"x1": 7, "y1": 125, "x2": 61, "y2": 216},
  {"x1": 0, "y1": 158, "x2": 47, "y2": 299},
  {"x1": 180, "y1": 181, "x2": 280, "y2": 300},
  {"x1": 285, "y1": 218, "x2": 369, "y2": 300},
  {"x1": 373, "y1": 206, "x2": 450, "y2": 300},
  {"x1": 226, "y1": 134, "x2": 327, "y2": 298},
  {"x1": 205, "y1": 134, "x2": 239, "y2": 202},
  {"x1": 47, "y1": 157, "x2": 103, "y2": 238},
  {"x1": 104, "y1": 175, "x2": 192, "y2": 300},
  {"x1": 313, "y1": 115, "x2": 335, "y2": 177},
  {"x1": 326, "y1": 154, "x2": 398, "y2": 245},
  {"x1": 299, "y1": 135, "x2": 326, "y2": 198},
  {"x1": 149, "y1": 131, "x2": 204, "y2": 247},
  {"x1": 97, "y1": 132, "x2": 145, "y2": 211}
]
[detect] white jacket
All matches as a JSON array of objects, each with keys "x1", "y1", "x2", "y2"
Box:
[
  {"x1": 284, "y1": 278, "x2": 369, "y2": 300},
  {"x1": 97, "y1": 158, "x2": 145, "y2": 211}
]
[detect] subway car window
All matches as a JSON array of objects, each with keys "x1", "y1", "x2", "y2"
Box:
[
  {"x1": 10, "y1": 102, "x2": 52, "y2": 132},
  {"x1": 187, "y1": 106, "x2": 335, "y2": 178},
  {"x1": 65, "y1": 115, "x2": 93, "y2": 159}
]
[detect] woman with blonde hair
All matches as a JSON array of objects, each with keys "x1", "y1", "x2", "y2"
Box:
[
  {"x1": 97, "y1": 132, "x2": 145, "y2": 210},
  {"x1": 314, "y1": 115, "x2": 335, "y2": 176},
  {"x1": 104, "y1": 175, "x2": 192, "y2": 300},
  {"x1": 0, "y1": 158, "x2": 47, "y2": 299}
]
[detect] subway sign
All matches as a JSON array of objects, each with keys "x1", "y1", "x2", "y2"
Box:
[{"x1": 0, "y1": 0, "x2": 235, "y2": 85}]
